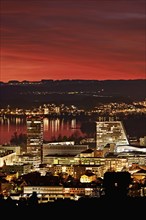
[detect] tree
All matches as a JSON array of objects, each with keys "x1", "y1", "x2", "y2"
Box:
[
  {"x1": 10, "y1": 132, "x2": 27, "y2": 146},
  {"x1": 27, "y1": 191, "x2": 38, "y2": 207}
]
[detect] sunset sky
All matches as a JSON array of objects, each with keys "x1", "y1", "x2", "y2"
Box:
[{"x1": 1, "y1": 0, "x2": 146, "y2": 82}]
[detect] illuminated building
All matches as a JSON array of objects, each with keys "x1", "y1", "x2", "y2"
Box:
[
  {"x1": 26, "y1": 115, "x2": 43, "y2": 163},
  {"x1": 80, "y1": 171, "x2": 97, "y2": 183},
  {"x1": 15, "y1": 154, "x2": 41, "y2": 168},
  {"x1": 139, "y1": 136, "x2": 146, "y2": 146},
  {"x1": 96, "y1": 120, "x2": 129, "y2": 150},
  {"x1": 23, "y1": 186, "x2": 94, "y2": 201},
  {"x1": 0, "y1": 148, "x2": 16, "y2": 167},
  {"x1": 43, "y1": 142, "x2": 88, "y2": 158},
  {"x1": 1, "y1": 164, "x2": 32, "y2": 176}
]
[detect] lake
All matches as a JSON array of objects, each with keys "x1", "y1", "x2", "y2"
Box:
[
  {"x1": 0, "y1": 116, "x2": 86, "y2": 145},
  {"x1": 0, "y1": 115, "x2": 145, "y2": 145}
]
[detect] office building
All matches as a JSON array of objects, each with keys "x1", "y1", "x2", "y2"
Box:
[{"x1": 96, "y1": 120, "x2": 129, "y2": 150}]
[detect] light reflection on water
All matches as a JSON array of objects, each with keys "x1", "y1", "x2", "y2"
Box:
[{"x1": 0, "y1": 116, "x2": 84, "y2": 145}]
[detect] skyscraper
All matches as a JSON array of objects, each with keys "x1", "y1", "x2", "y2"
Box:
[
  {"x1": 96, "y1": 120, "x2": 129, "y2": 150},
  {"x1": 26, "y1": 115, "x2": 44, "y2": 163}
]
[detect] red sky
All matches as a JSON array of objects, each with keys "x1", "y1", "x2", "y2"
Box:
[{"x1": 1, "y1": 0, "x2": 146, "y2": 82}]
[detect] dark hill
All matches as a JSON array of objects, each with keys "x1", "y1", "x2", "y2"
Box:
[{"x1": 0, "y1": 79, "x2": 145, "y2": 108}]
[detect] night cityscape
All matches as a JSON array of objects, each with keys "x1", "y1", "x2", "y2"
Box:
[{"x1": 0, "y1": 0, "x2": 146, "y2": 214}]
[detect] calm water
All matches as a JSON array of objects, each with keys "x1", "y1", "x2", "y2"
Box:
[{"x1": 0, "y1": 116, "x2": 85, "y2": 145}]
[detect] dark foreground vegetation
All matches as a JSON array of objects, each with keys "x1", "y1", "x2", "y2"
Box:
[
  {"x1": 0, "y1": 172, "x2": 145, "y2": 217},
  {"x1": 0, "y1": 194, "x2": 145, "y2": 218}
]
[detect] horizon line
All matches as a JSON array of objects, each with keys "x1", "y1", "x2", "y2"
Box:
[{"x1": 0, "y1": 78, "x2": 145, "y2": 83}]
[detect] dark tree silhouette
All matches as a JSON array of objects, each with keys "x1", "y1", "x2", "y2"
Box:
[
  {"x1": 27, "y1": 191, "x2": 39, "y2": 207},
  {"x1": 10, "y1": 132, "x2": 27, "y2": 146}
]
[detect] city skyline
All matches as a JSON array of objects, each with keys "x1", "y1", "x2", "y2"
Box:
[{"x1": 1, "y1": 0, "x2": 146, "y2": 82}]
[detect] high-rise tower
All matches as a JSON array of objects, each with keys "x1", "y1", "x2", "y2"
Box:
[{"x1": 26, "y1": 115, "x2": 44, "y2": 163}]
